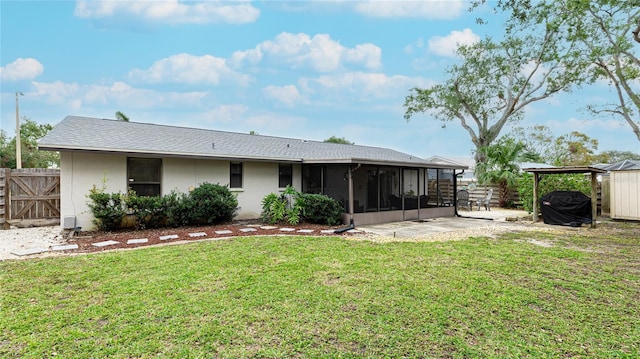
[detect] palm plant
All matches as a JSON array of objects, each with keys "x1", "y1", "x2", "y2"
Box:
[{"x1": 475, "y1": 137, "x2": 536, "y2": 207}]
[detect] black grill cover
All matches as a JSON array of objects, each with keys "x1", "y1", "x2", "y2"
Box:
[{"x1": 540, "y1": 191, "x2": 592, "y2": 226}]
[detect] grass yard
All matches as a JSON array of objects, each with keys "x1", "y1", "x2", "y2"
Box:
[{"x1": 1, "y1": 223, "x2": 639, "y2": 358}]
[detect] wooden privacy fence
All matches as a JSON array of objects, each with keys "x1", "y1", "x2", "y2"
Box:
[
  {"x1": 457, "y1": 179, "x2": 603, "y2": 212},
  {"x1": 1, "y1": 168, "x2": 60, "y2": 229}
]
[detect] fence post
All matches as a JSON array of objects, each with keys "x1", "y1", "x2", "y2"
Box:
[{"x1": 2, "y1": 169, "x2": 10, "y2": 229}]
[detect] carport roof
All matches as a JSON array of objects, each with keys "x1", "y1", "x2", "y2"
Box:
[
  {"x1": 522, "y1": 166, "x2": 607, "y2": 174},
  {"x1": 39, "y1": 116, "x2": 467, "y2": 169}
]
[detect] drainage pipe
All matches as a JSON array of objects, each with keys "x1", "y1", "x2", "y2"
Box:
[{"x1": 334, "y1": 219, "x2": 355, "y2": 234}]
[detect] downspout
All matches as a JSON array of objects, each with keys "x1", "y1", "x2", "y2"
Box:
[
  {"x1": 454, "y1": 169, "x2": 462, "y2": 217},
  {"x1": 347, "y1": 163, "x2": 361, "y2": 224}
]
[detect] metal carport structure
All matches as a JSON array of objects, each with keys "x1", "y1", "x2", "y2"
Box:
[{"x1": 523, "y1": 166, "x2": 607, "y2": 228}]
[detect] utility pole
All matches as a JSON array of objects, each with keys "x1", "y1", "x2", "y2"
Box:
[{"x1": 15, "y1": 92, "x2": 23, "y2": 169}]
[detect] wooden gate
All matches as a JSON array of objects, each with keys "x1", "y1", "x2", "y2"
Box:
[{"x1": 1, "y1": 168, "x2": 60, "y2": 229}]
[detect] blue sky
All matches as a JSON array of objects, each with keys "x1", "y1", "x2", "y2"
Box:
[{"x1": 1, "y1": 0, "x2": 638, "y2": 160}]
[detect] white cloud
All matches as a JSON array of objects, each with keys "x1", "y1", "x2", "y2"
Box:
[
  {"x1": 263, "y1": 85, "x2": 305, "y2": 107},
  {"x1": 354, "y1": 0, "x2": 464, "y2": 19},
  {"x1": 428, "y1": 28, "x2": 480, "y2": 57},
  {"x1": 546, "y1": 117, "x2": 627, "y2": 133},
  {"x1": 30, "y1": 80, "x2": 206, "y2": 109},
  {"x1": 202, "y1": 104, "x2": 249, "y2": 125},
  {"x1": 128, "y1": 53, "x2": 252, "y2": 86},
  {"x1": 404, "y1": 38, "x2": 424, "y2": 54},
  {"x1": 200, "y1": 106, "x2": 306, "y2": 136},
  {"x1": 0, "y1": 58, "x2": 44, "y2": 81},
  {"x1": 231, "y1": 32, "x2": 382, "y2": 72},
  {"x1": 74, "y1": 0, "x2": 259, "y2": 24},
  {"x1": 300, "y1": 72, "x2": 433, "y2": 100}
]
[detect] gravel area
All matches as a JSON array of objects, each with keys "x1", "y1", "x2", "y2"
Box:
[{"x1": 0, "y1": 226, "x2": 68, "y2": 260}]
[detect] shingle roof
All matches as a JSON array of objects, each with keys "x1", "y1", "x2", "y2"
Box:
[{"x1": 38, "y1": 116, "x2": 466, "y2": 169}]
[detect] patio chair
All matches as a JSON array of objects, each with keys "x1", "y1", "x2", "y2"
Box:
[
  {"x1": 438, "y1": 189, "x2": 452, "y2": 206},
  {"x1": 456, "y1": 190, "x2": 472, "y2": 211},
  {"x1": 476, "y1": 188, "x2": 494, "y2": 211}
]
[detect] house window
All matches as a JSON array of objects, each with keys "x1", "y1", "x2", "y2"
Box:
[
  {"x1": 230, "y1": 162, "x2": 243, "y2": 188},
  {"x1": 128, "y1": 157, "x2": 161, "y2": 196},
  {"x1": 279, "y1": 164, "x2": 293, "y2": 188}
]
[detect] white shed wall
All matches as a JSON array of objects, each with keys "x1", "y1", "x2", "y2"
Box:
[
  {"x1": 610, "y1": 170, "x2": 640, "y2": 221},
  {"x1": 61, "y1": 152, "x2": 302, "y2": 230}
]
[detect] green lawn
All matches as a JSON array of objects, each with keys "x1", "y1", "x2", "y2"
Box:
[{"x1": 2, "y1": 225, "x2": 639, "y2": 358}]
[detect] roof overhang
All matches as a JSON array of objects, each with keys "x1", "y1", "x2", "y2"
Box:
[
  {"x1": 523, "y1": 166, "x2": 607, "y2": 174},
  {"x1": 38, "y1": 145, "x2": 303, "y2": 163},
  {"x1": 40, "y1": 145, "x2": 468, "y2": 169},
  {"x1": 302, "y1": 158, "x2": 467, "y2": 169}
]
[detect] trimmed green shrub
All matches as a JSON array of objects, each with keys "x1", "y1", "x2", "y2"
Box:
[
  {"x1": 86, "y1": 186, "x2": 127, "y2": 231},
  {"x1": 189, "y1": 182, "x2": 238, "y2": 225},
  {"x1": 297, "y1": 193, "x2": 343, "y2": 225},
  {"x1": 127, "y1": 193, "x2": 166, "y2": 229},
  {"x1": 164, "y1": 191, "x2": 194, "y2": 228},
  {"x1": 517, "y1": 173, "x2": 591, "y2": 213},
  {"x1": 86, "y1": 182, "x2": 238, "y2": 230}
]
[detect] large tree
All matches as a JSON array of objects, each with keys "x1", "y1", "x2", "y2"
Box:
[
  {"x1": 0, "y1": 118, "x2": 59, "y2": 168},
  {"x1": 512, "y1": 125, "x2": 600, "y2": 166},
  {"x1": 404, "y1": 11, "x2": 585, "y2": 165},
  {"x1": 487, "y1": 0, "x2": 640, "y2": 142}
]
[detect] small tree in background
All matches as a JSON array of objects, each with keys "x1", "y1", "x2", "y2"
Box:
[
  {"x1": 324, "y1": 136, "x2": 354, "y2": 145},
  {"x1": 115, "y1": 111, "x2": 130, "y2": 122},
  {"x1": 475, "y1": 137, "x2": 535, "y2": 207}
]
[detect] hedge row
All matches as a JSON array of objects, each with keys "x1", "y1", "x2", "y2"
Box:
[{"x1": 87, "y1": 182, "x2": 238, "y2": 231}]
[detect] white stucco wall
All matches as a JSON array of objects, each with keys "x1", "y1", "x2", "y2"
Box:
[
  {"x1": 60, "y1": 152, "x2": 127, "y2": 231},
  {"x1": 61, "y1": 152, "x2": 302, "y2": 230}
]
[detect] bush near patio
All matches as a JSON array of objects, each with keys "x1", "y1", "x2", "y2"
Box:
[
  {"x1": 87, "y1": 182, "x2": 238, "y2": 231},
  {"x1": 261, "y1": 185, "x2": 343, "y2": 226},
  {"x1": 517, "y1": 172, "x2": 591, "y2": 214}
]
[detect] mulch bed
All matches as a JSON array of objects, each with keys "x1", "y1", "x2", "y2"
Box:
[{"x1": 67, "y1": 221, "x2": 357, "y2": 254}]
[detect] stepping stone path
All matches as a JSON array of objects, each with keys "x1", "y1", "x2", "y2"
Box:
[
  {"x1": 11, "y1": 224, "x2": 353, "y2": 257},
  {"x1": 127, "y1": 238, "x2": 149, "y2": 245},
  {"x1": 10, "y1": 247, "x2": 50, "y2": 256},
  {"x1": 52, "y1": 244, "x2": 80, "y2": 251},
  {"x1": 92, "y1": 240, "x2": 120, "y2": 248}
]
